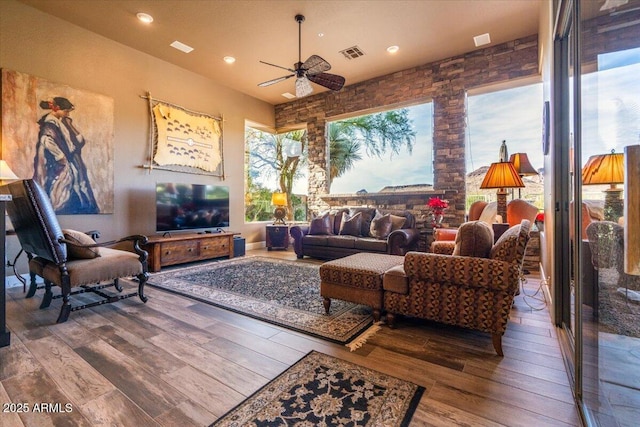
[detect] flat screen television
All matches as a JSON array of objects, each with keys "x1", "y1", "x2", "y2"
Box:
[{"x1": 155, "y1": 182, "x2": 230, "y2": 232}]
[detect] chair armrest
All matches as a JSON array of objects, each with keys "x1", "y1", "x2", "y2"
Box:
[
  {"x1": 61, "y1": 234, "x2": 149, "y2": 263},
  {"x1": 430, "y1": 241, "x2": 455, "y2": 255},
  {"x1": 434, "y1": 228, "x2": 457, "y2": 241},
  {"x1": 289, "y1": 225, "x2": 310, "y2": 257},
  {"x1": 387, "y1": 228, "x2": 420, "y2": 255},
  {"x1": 403, "y1": 251, "x2": 519, "y2": 293}
]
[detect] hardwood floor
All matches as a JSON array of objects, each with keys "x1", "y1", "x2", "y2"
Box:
[{"x1": 0, "y1": 248, "x2": 581, "y2": 426}]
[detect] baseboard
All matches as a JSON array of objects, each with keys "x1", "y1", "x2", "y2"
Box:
[
  {"x1": 246, "y1": 241, "x2": 266, "y2": 251},
  {"x1": 5, "y1": 273, "x2": 33, "y2": 289}
]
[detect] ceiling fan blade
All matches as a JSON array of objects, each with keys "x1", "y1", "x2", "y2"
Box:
[
  {"x1": 302, "y1": 55, "x2": 331, "y2": 74},
  {"x1": 258, "y1": 74, "x2": 295, "y2": 87},
  {"x1": 307, "y1": 72, "x2": 345, "y2": 91},
  {"x1": 259, "y1": 60, "x2": 296, "y2": 73}
]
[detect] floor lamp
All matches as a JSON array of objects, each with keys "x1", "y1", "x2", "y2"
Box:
[
  {"x1": 480, "y1": 161, "x2": 524, "y2": 224},
  {"x1": 582, "y1": 150, "x2": 624, "y2": 222},
  {"x1": 1, "y1": 160, "x2": 19, "y2": 348},
  {"x1": 509, "y1": 152, "x2": 538, "y2": 199}
]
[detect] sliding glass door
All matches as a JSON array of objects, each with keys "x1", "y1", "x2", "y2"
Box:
[{"x1": 554, "y1": 1, "x2": 640, "y2": 425}]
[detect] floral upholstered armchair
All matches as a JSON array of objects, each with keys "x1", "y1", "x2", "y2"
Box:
[{"x1": 383, "y1": 220, "x2": 531, "y2": 356}]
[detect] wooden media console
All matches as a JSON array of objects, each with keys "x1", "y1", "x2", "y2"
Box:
[{"x1": 142, "y1": 232, "x2": 236, "y2": 272}]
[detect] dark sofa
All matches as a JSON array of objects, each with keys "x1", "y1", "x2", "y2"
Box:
[{"x1": 290, "y1": 207, "x2": 420, "y2": 260}]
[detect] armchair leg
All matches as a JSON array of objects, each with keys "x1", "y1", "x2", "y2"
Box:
[
  {"x1": 26, "y1": 271, "x2": 38, "y2": 298},
  {"x1": 114, "y1": 278, "x2": 123, "y2": 292},
  {"x1": 56, "y1": 283, "x2": 72, "y2": 323},
  {"x1": 40, "y1": 281, "x2": 53, "y2": 309},
  {"x1": 492, "y1": 333, "x2": 504, "y2": 357},
  {"x1": 323, "y1": 297, "x2": 331, "y2": 314},
  {"x1": 386, "y1": 313, "x2": 396, "y2": 328},
  {"x1": 137, "y1": 273, "x2": 149, "y2": 303}
]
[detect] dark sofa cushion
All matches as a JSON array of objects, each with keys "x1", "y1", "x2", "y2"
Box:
[
  {"x1": 302, "y1": 235, "x2": 329, "y2": 246},
  {"x1": 349, "y1": 207, "x2": 377, "y2": 237},
  {"x1": 339, "y1": 212, "x2": 362, "y2": 236},
  {"x1": 354, "y1": 237, "x2": 388, "y2": 252},
  {"x1": 309, "y1": 212, "x2": 332, "y2": 235},
  {"x1": 326, "y1": 235, "x2": 357, "y2": 248}
]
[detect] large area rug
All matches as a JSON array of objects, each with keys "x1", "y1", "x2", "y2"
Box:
[
  {"x1": 148, "y1": 256, "x2": 375, "y2": 344},
  {"x1": 211, "y1": 350, "x2": 424, "y2": 426}
]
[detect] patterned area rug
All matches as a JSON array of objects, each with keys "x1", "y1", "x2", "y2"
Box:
[
  {"x1": 211, "y1": 351, "x2": 424, "y2": 426},
  {"x1": 148, "y1": 256, "x2": 374, "y2": 344}
]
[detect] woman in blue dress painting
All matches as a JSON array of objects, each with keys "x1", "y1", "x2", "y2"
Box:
[{"x1": 33, "y1": 97, "x2": 99, "y2": 214}]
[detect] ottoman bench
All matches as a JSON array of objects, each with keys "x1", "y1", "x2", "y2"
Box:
[{"x1": 319, "y1": 253, "x2": 404, "y2": 322}]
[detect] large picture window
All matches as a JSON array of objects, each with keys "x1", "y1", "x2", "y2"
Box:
[
  {"x1": 328, "y1": 102, "x2": 433, "y2": 193},
  {"x1": 466, "y1": 83, "x2": 544, "y2": 209},
  {"x1": 244, "y1": 125, "x2": 308, "y2": 223}
]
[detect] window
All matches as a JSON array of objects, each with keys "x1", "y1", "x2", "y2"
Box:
[
  {"x1": 466, "y1": 83, "x2": 544, "y2": 209},
  {"x1": 244, "y1": 125, "x2": 308, "y2": 223},
  {"x1": 328, "y1": 102, "x2": 433, "y2": 193}
]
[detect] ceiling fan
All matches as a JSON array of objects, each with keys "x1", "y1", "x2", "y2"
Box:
[{"x1": 258, "y1": 14, "x2": 345, "y2": 98}]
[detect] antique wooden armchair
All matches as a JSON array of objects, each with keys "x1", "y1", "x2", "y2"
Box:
[{"x1": 2, "y1": 179, "x2": 149, "y2": 323}]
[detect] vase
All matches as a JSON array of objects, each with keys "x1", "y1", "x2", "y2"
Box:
[
  {"x1": 535, "y1": 220, "x2": 544, "y2": 232},
  {"x1": 430, "y1": 213, "x2": 444, "y2": 229}
]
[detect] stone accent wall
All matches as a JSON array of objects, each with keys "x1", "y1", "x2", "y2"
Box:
[{"x1": 275, "y1": 34, "x2": 539, "y2": 225}]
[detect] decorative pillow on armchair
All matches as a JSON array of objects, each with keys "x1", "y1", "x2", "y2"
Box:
[
  {"x1": 490, "y1": 220, "x2": 531, "y2": 264},
  {"x1": 339, "y1": 212, "x2": 362, "y2": 236},
  {"x1": 309, "y1": 212, "x2": 332, "y2": 235},
  {"x1": 369, "y1": 212, "x2": 393, "y2": 239},
  {"x1": 452, "y1": 221, "x2": 494, "y2": 258},
  {"x1": 62, "y1": 229, "x2": 101, "y2": 259}
]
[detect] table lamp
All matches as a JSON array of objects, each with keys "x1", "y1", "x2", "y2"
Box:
[
  {"x1": 480, "y1": 161, "x2": 524, "y2": 224},
  {"x1": 509, "y1": 152, "x2": 538, "y2": 199},
  {"x1": 0, "y1": 159, "x2": 19, "y2": 348},
  {"x1": 581, "y1": 149, "x2": 624, "y2": 222},
  {"x1": 271, "y1": 192, "x2": 287, "y2": 224}
]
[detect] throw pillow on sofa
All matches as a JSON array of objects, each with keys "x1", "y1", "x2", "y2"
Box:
[
  {"x1": 389, "y1": 214, "x2": 406, "y2": 230},
  {"x1": 309, "y1": 212, "x2": 332, "y2": 235},
  {"x1": 349, "y1": 207, "x2": 377, "y2": 237},
  {"x1": 339, "y1": 212, "x2": 362, "y2": 236},
  {"x1": 370, "y1": 212, "x2": 393, "y2": 239},
  {"x1": 452, "y1": 221, "x2": 494, "y2": 258}
]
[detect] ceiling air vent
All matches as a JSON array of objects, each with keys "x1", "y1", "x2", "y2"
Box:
[{"x1": 339, "y1": 46, "x2": 365, "y2": 60}]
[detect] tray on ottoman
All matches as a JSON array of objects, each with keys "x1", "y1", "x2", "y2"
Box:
[{"x1": 319, "y1": 253, "x2": 404, "y2": 322}]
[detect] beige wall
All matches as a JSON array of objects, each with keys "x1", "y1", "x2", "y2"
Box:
[{"x1": 0, "y1": 0, "x2": 275, "y2": 271}]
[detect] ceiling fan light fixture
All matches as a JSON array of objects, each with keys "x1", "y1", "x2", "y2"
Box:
[{"x1": 295, "y1": 77, "x2": 313, "y2": 98}]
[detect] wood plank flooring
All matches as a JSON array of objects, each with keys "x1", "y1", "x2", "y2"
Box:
[{"x1": 0, "y1": 248, "x2": 581, "y2": 426}]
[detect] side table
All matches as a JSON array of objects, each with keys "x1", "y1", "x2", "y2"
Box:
[
  {"x1": 417, "y1": 228, "x2": 434, "y2": 252},
  {"x1": 266, "y1": 224, "x2": 289, "y2": 250}
]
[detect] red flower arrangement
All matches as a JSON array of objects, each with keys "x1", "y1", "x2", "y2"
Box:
[
  {"x1": 536, "y1": 212, "x2": 544, "y2": 223},
  {"x1": 427, "y1": 197, "x2": 449, "y2": 215}
]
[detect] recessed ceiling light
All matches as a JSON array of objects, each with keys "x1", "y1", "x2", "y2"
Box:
[
  {"x1": 136, "y1": 12, "x2": 154, "y2": 24},
  {"x1": 170, "y1": 40, "x2": 194, "y2": 53},
  {"x1": 282, "y1": 92, "x2": 296, "y2": 99},
  {"x1": 473, "y1": 33, "x2": 491, "y2": 47},
  {"x1": 223, "y1": 56, "x2": 236, "y2": 64},
  {"x1": 318, "y1": 32, "x2": 324, "y2": 37},
  {"x1": 386, "y1": 45, "x2": 399, "y2": 54}
]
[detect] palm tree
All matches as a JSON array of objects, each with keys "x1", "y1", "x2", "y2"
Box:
[{"x1": 327, "y1": 108, "x2": 416, "y2": 188}]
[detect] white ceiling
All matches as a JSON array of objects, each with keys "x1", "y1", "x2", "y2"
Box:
[{"x1": 19, "y1": 0, "x2": 544, "y2": 105}]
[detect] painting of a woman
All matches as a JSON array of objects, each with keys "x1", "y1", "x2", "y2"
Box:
[{"x1": 33, "y1": 96, "x2": 99, "y2": 214}]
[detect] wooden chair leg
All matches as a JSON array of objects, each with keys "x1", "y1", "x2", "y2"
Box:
[
  {"x1": 26, "y1": 271, "x2": 38, "y2": 298},
  {"x1": 56, "y1": 283, "x2": 72, "y2": 323},
  {"x1": 114, "y1": 278, "x2": 123, "y2": 292},
  {"x1": 372, "y1": 309, "x2": 381, "y2": 322},
  {"x1": 137, "y1": 273, "x2": 148, "y2": 303},
  {"x1": 39, "y1": 281, "x2": 53, "y2": 309},
  {"x1": 492, "y1": 333, "x2": 504, "y2": 356},
  {"x1": 323, "y1": 297, "x2": 331, "y2": 314}
]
